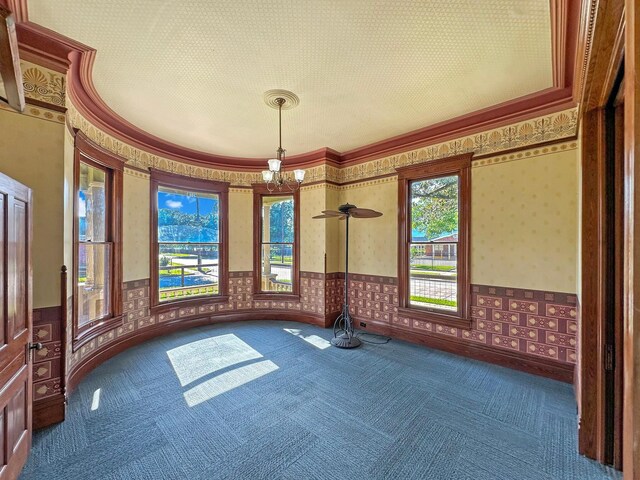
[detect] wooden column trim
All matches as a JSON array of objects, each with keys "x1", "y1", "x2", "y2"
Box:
[
  {"x1": 623, "y1": 0, "x2": 639, "y2": 476},
  {"x1": 579, "y1": 107, "x2": 607, "y2": 460}
]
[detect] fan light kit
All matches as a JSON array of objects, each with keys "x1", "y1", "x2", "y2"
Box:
[
  {"x1": 262, "y1": 90, "x2": 305, "y2": 192},
  {"x1": 313, "y1": 203, "x2": 383, "y2": 348}
]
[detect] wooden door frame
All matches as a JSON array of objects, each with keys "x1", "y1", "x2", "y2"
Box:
[
  {"x1": 577, "y1": 0, "x2": 640, "y2": 474},
  {"x1": 623, "y1": 0, "x2": 639, "y2": 476}
]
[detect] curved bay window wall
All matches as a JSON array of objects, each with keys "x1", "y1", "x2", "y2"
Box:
[{"x1": 157, "y1": 186, "x2": 220, "y2": 302}]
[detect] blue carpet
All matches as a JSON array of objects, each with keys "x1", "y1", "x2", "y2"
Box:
[{"x1": 21, "y1": 321, "x2": 621, "y2": 480}]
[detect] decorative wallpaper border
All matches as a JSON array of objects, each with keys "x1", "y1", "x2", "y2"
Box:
[
  {"x1": 0, "y1": 61, "x2": 66, "y2": 123},
  {"x1": 21, "y1": 60, "x2": 66, "y2": 108},
  {"x1": 66, "y1": 95, "x2": 578, "y2": 187}
]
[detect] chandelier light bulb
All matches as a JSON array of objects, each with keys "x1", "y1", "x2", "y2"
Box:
[{"x1": 262, "y1": 170, "x2": 274, "y2": 182}]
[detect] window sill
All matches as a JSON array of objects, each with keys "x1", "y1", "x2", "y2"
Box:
[
  {"x1": 252, "y1": 293, "x2": 300, "y2": 302},
  {"x1": 397, "y1": 306, "x2": 471, "y2": 330},
  {"x1": 151, "y1": 295, "x2": 230, "y2": 314},
  {"x1": 73, "y1": 314, "x2": 124, "y2": 352}
]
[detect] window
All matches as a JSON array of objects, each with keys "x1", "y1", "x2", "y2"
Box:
[
  {"x1": 253, "y1": 186, "x2": 299, "y2": 298},
  {"x1": 150, "y1": 171, "x2": 228, "y2": 309},
  {"x1": 396, "y1": 153, "x2": 471, "y2": 329},
  {"x1": 73, "y1": 131, "x2": 123, "y2": 349}
]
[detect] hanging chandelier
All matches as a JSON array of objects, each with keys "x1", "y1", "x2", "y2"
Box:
[{"x1": 262, "y1": 91, "x2": 305, "y2": 192}]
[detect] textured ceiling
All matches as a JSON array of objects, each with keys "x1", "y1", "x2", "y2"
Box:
[{"x1": 29, "y1": 0, "x2": 553, "y2": 158}]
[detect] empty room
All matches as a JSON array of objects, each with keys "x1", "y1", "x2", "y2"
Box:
[{"x1": 0, "y1": 0, "x2": 638, "y2": 479}]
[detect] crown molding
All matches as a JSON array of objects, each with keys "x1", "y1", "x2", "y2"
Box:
[{"x1": 11, "y1": 0, "x2": 580, "y2": 170}]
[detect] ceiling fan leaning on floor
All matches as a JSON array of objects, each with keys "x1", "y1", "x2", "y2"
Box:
[{"x1": 313, "y1": 203, "x2": 383, "y2": 348}]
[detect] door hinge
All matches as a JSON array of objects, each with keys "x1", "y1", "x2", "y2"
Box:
[{"x1": 605, "y1": 344, "x2": 614, "y2": 371}]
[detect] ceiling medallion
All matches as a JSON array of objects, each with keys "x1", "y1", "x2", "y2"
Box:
[
  {"x1": 262, "y1": 90, "x2": 305, "y2": 192},
  {"x1": 263, "y1": 89, "x2": 300, "y2": 110}
]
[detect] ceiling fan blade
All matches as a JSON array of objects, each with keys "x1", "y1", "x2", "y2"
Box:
[
  {"x1": 321, "y1": 210, "x2": 342, "y2": 216},
  {"x1": 349, "y1": 208, "x2": 383, "y2": 218},
  {"x1": 313, "y1": 214, "x2": 336, "y2": 219}
]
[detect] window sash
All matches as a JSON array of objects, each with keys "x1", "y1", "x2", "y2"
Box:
[
  {"x1": 153, "y1": 177, "x2": 227, "y2": 306},
  {"x1": 396, "y1": 153, "x2": 471, "y2": 329}
]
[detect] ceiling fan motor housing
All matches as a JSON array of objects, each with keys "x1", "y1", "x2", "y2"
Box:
[{"x1": 339, "y1": 203, "x2": 356, "y2": 214}]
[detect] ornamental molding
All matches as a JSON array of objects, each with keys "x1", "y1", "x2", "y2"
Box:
[{"x1": 67, "y1": 98, "x2": 577, "y2": 187}]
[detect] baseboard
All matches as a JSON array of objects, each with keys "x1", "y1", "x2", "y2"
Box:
[
  {"x1": 355, "y1": 317, "x2": 575, "y2": 383},
  {"x1": 67, "y1": 310, "x2": 326, "y2": 393},
  {"x1": 33, "y1": 393, "x2": 65, "y2": 430}
]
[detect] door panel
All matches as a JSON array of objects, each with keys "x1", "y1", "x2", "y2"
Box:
[
  {"x1": 10, "y1": 199, "x2": 27, "y2": 336},
  {"x1": 0, "y1": 195, "x2": 4, "y2": 346},
  {"x1": 0, "y1": 173, "x2": 32, "y2": 480}
]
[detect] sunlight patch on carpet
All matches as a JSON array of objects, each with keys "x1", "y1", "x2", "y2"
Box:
[
  {"x1": 283, "y1": 328, "x2": 331, "y2": 349},
  {"x1": 167, "y1": 334, "x2": 263, "y2": 386},
  {"x1": 183, "y1": 360, "x2": 279, "y2": 407}
]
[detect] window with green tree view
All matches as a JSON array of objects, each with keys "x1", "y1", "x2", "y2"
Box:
[
  {"x1": 259, "y1": 195, "x2": 295, "y2": 293},
  {"x1": 251, "y1": 184, "x2": 300, "y2": 297},
  {"x1": 409, "y1": 175, "x2": 459, "y2": 311},
  {"x1": 156, "y1": 185, "x2": 221, "y2": 303},
  {"x1": 397, "y1": 154, "x2": 471, "y2": 327}
]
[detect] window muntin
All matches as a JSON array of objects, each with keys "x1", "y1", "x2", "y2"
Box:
[
  {"x1": 409, "y1": 175, "x2": 459, "y2": 312},
  {"x1": 260, "y1": 195, "x2": 294, "y2": 293},
  {"x1": 156, "y1": 186, "x2": 221, "y2": 302},
  {"x1": 77, "y1": 161, "x2": 112, "y2": 326}
]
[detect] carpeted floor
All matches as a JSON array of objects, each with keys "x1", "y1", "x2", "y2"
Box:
[{"x1": 21, "y1": 321, "x2": 621, "y2": 480}]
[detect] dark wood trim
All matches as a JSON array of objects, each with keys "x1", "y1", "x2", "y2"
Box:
[
  {"x1": 149, "y1": 295, "x2": 230, "y2": 315},
  {"x1": 355, "y1": 316, "x2": 574, "y2": 383},
  {"x1": 66, "y1": 311, "x2": 326, "y2": 394},
  {"x1": 252, "y1": 293, "x2": 301, "y2": 301},
  {"x1": 575, "y1": 0, "x2": 628, "y2": 468},
  {"x1": 623, "y1": 0, "x2": 639, "y2": 476},
  {"x1": 0, "y1": 6, "x2": 24, "y2": 112},
  {"x1": 32, "y1": 393, "x2": 65, "y2": 430},
  {"x1": 149, "y1": 169, "x2": 230, "y2": 309},
  {"x1": 24, "y1": 97, "x2": 66, "y2": 113},
  {"x1": 1, "y1": 1, "x2": 28, "y2": 23},
  {"x1": 72, "y1": 131, "x2": 124, "y2": 352},
  {"x1": 396, "y1": 153, "x2": 472, "y2": 330},
  {"x1": 611, "y1": 97, "x2": 624, "y2": 469},
  {"x1": 579, "y1": 106, "x2": 608, "y2": 460},
  {"x1": 60, "y1": 265, "x2": 67, "y2": 399},
  {"x1": 252, "y1": 184, "x2": 300, "y2": 297}
]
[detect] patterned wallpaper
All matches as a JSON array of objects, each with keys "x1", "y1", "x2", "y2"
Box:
[
  {"x1": 335, "y1": 273, "x2": 577, "y2": 365},
  {"x1": 471, "y1": 146, "x2": 578, "y2": 292}
]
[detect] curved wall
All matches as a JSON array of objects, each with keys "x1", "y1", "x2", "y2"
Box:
[
  {"x1": 62, "y1": 93, "x2": 581, "y2": 391},
  {"x1": 0, "y1": 54, "x2": 582, "y2": 401}
]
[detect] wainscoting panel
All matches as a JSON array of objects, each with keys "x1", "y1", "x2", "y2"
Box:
[
  {"x1": 32, "y1": 306, "x2": 65, "y2": 429},
  {"x1": 325, "y1": 273, "x2": 576, "y2": 381}
]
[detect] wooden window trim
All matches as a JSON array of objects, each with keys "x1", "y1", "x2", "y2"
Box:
[
  {"x1": 252, "y1": 184, "x2": 300, "y2": 300},
  {"x1": 396, "y1": 153, "x2": 472, "y2": 330},
  {"x1": 72, "y1": 131, "x2": 124, "y2": 351},
  {"x1": 149, "y1": 169, "x2": 229, "y2": 314}
]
